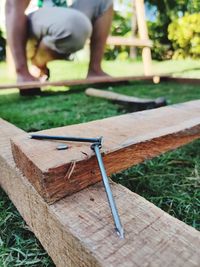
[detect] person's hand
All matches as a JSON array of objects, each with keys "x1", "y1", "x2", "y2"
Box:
[{"x1": 29, "y1": 65, "x2": 50, "y2": 82}]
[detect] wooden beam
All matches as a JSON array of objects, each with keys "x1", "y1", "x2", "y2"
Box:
[
  {"x1": 11, "y1": 100, "x2": 200, "y2": 203},
  {"x1": 1, "y1": 118, "x2": 200, "y2": 267},
  {"x1": 135, "y1": 0, "x2": 152, "y2": 76},
  {"x1": 106, "y1": 36, "x2": 152, "y2": 47},
  {"x1": 2, "y1": 75, "x2": 200, "y2": 91},
  {"x1": 0, "y1": 75, "x2": 154, "y2": 90},
  {"x1": 161, "y1": 76, "x2": 200, "y2": 85}
]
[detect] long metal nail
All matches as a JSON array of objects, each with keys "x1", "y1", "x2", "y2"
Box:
[
  {"x1": 30, "y1": 133, "x2": 124, "y2": 238},
  {"x1": 30, "y1": 134, "x2": 102, "y2": 144},
  {"x1": 91, "y1": 143, "x2": 124, "y2": 239}
]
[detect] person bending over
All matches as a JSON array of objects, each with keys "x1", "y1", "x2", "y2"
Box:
[{"x1": 5, "y1": 0, "x2": 113, "y2": 95}]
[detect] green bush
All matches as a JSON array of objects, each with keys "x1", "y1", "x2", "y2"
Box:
[
  {"x1": 148, "y1": 21, "x2": 173, "y2": 60},
  {"x1": 168, "y1": 13, "x2": 200, "y2": 59},
  {"x1": 105, "y1": 9, "x2": 173, "y2": 61},
  {"x1": 0, "y1": 29, "x2": 6, "y2": 61}
]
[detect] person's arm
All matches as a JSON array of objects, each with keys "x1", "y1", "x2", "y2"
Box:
[{"x1": 5, "y1": 0, "x2": 34, "y2": 82}]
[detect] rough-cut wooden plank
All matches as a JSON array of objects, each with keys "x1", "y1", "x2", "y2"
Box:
[
  {"x1": 11, "y1": 100, "x2": 200, "y2": 203},
  {"x1": 1, "y1": 118, "x2": 200, "y2": 267},
  {"x1": 161, "y1": 76, "x2": 200, "y2": 85},
  {"x1": 5, "y1": 75, "x2": 199, "y2": 92},
  {"x1": 106, "y1": 36, "x2": 152, "y2": 47},
  {"x1": 0, "y1": 75, "x2": 154, "y2": 90},
  {"x1": 0, "y1": 119, "x2": 101, "y2": 267},
  {"x1": 5, "y1": 75, "x2": 200, "y2": 92}
]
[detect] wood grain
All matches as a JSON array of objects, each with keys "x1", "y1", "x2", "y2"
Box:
[
  {"x1": 11, "y1": 100, "x2": 200, "y2": 203},
  {"x1": 1, "y1": 118, "x2": 200, "y2": 267}
]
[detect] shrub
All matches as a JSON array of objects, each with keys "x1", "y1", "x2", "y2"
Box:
[
  {"x1": 105, "y1": 9, "x2": 173, "y2": 61},
  {"x1": 168, "y1": 13, "x2": 200, "y2": 59},
  {"x1": 147, "y1": 21, "x2": 173, "y2": 61}
]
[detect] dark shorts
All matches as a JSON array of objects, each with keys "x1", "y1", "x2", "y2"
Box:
[{"x1": 27, "y1": 0, "x2": 113, "y2": 58}]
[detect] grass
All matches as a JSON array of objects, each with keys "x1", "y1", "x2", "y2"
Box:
[
  {"x1": 112, "y1": 141, "x2": 200, "y2": 229},
  {"x1": 0, "y1": 59, "x2": 200, "y2": 266},
  {"x1": 0, "y1": 193, "x2": 52, "y2": 266}
]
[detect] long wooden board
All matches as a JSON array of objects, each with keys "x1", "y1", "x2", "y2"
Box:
[
  {"x1": 1, "y1": 75, "x2": 200, "y2": 91},
  {"x1": 11, "y1": 100, "x2": 200, "y2": 203},
  {"x1": 0, "y1": 75, "x2": 154, "y2": 90},
  {"x1": 1, "y1": 118, "x2": 200, "y2": 267},
  {"x1": 162, "y1": 76, "x2": 200, "y2": 85}
]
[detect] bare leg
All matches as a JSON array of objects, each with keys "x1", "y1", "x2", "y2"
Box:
[{"x1": 87, "y1": 5, "x2": 113, "y2": 78}]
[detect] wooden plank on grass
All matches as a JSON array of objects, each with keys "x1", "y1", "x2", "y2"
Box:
[
  {"x1": 11, "y1": 100, "x2": 200, "y2": 203},
  {"x1": 161, "y1": 76, "x2": 200, "y2": 85},
  {"x1": 0, "y1": 75, "x2": 154, "y2": 90},
  {"x1": 1, "y1": 118, "x2": 200, "y2": 267}
]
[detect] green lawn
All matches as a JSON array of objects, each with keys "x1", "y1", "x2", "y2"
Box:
[
  {"x1": 0, "y1": 59, "x2": 200, "y2": 266},
  {"x1": 1, "y1": 58, "x2": 200, "y2": 84}
]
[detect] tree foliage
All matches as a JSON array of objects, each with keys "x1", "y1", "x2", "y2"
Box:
[
  {"x1": 168, "y1": 13, "x2": 200, "y2": 59},
  {"x1": 106, "y1": 0, "x2": 200, "y2": 61},
  {"x1": 145, "y1": 0, "x2": 200, "y2": 60}
]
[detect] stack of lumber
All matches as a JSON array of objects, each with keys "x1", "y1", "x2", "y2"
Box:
[{"x1": 0, "y1": 100, "x2": 200, "y2": 266}]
